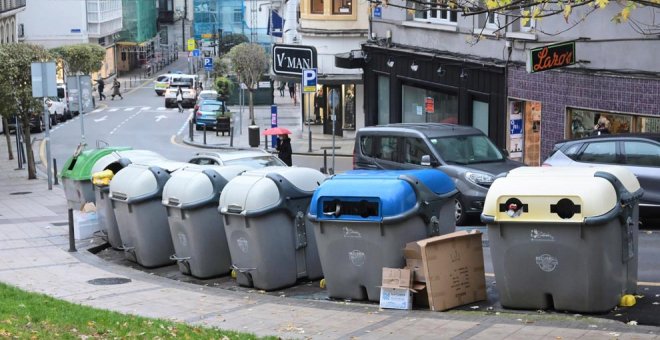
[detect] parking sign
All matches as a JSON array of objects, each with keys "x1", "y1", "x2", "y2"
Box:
[
  {"x1": 204, "y1": 57, "x2": 213, "y2": 71},
  {"x1": 302, "y1": 68, "x2": 317, "y2": 93}
]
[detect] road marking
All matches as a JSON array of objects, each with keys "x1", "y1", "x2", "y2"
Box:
[
  {"x1": 94, "y1": 115, "x2": 107, "y2": 122},
  {"x1": 155, "y1": 115, "x2": 167, "y2": 122},
  {"x1": 142, "y1": 106, "x2": 151, "y2": 110},
  {"x1": 108, "y1": 108, "x2": 119, "y2": 112},
  {"x1": 124, "y1": 108, "x2": 134, "y2": 111},
  {"x1": 177, "y1": 113, "x2": 194, "y2": 136},
  {"x1": 92, "y1": 109, "x2": 104, "y2": 113},
  {"x1": 109, "y1": 108, "x2": 144, "y2": 135},
  {"x1": 157, "y1": 107, "x2": 166, "y2": 111}
]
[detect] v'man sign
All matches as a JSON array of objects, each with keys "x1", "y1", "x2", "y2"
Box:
[{"x1": 272, "y1": 44, "x2": 318, "y2": 76}]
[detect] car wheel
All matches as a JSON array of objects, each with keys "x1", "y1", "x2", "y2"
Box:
[
  {"x1": 34, "y1": 117, "x2": 45, "y2": 133},
  {"x1": 455, "y1": 195, "x2": 468, "y2": 226}
]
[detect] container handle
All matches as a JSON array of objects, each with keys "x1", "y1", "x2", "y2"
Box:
[
  {"x1": 169, "y1": 254, "x2": 191, "y2": 262},
  {"x1": 230, "y1": 264, "x2": 256, "y2": 273}
]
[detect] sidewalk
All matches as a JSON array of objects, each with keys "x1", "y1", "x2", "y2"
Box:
[{"x1": 1, "y1": 136, "x2": 658, "y2": 338}]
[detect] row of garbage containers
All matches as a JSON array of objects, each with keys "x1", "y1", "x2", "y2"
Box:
[{"x1": 61, "y1": 147, "x2": 644, "y2": 313}]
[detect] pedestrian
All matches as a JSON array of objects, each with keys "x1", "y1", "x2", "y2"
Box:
[
  {"x1": 276, "y1": 134, "x2": 292, "y2": 166},
  {"x1": 288, "y1": 82, "x2": 297, "y2": 106},
  {"x1": 592, "y1": 116, "x2": 610, "y2": 136},
  {"x1": 176, "y1": 87, "x2": 184, "y2": 113},
  {"x1": 278, "y1": 82, "x2": 286, "y2": 97},
  {"x1": 96, "y1": 78, "x2": 106, "y2": 101},
  {"x1": 111, "y1": 79, "x2": 123, "y2": 100}
]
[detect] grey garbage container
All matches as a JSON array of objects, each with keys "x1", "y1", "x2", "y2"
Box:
[
  {"x1": 92, "y1": 150, "x2": 166, "y2": 249},
  {"x1": 219, "y1": 167, "x2": 327, "y2": 291},
  {"x1": 109, "y1": 160, "x2": 190, "y2": 268},
  {"x1": 307, "y1": 169, "x2": 457, "y2": 302},
  {"x1": 481, "y1": 166, "x2": 643, "y2": 313},
  {"x1": 162, "y1": 165, "x2": 251, "y2": 278}
]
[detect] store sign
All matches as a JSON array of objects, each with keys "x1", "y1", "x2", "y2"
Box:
[
  {"x1": 526, "y1": 41, "x2": 575, "y2": 73},
  {"x1": 425, "y1": 97, "x2": 434, "y2": 113},
  {"x1": 273, "y1": 44, "x2": 317, "y2": 76}
]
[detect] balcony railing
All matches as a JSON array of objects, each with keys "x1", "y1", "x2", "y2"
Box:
[
  {"x1": 87, "y1": 8, "x2": 123, "y2": 23},
  {"x1": 88, "y1": 19, "x2": 123, "y2": 37},
  {"x1": 0, "y1": 0, "x2": 26, "y2": 14}
]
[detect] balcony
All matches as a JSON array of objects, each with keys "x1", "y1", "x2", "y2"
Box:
[
  {"x1": 0, "y1": 0, "x2": 26, "y2": 14},
  {"x1": 86, "y1": 0, "x2": 122, "y2": 23},
  {"x1": 88, "y1": 18, "x2": 123, "y2": 38},
  {"x1": 158, "y1": 11, "x2": 175, "y2": 24}
]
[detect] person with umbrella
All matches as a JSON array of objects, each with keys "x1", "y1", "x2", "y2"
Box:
[{"x1": 276, "y1": 134, "x2": 292, "y2": 166}]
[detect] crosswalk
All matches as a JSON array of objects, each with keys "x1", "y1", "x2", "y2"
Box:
[{"x1": 91, "y1": 106, "x2": 190, "y2": 113}]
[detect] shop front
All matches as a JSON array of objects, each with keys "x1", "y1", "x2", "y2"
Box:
[
  {"x1": 361, "y1": 45, "x2": 508, "y2": 147},
  {"x1": 307, "y1": 82, "x2": 359, "y2": 137}
]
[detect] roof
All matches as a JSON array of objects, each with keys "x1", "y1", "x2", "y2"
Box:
[
  {"x1": 359, "y1": 123, "x2": 482, "y2": 138},
  {"x1": 557, "y1": 133, "x2": 660, "y2": 145}
]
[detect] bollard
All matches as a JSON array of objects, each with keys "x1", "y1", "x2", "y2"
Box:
[
  {"x1": 53, "y1": 158, "x2": 59, "y2": 185},
  {"x1": 203, "y1": 125, "x2": 207, "y2": 145},
  {"x1": 264, "y1": 135, "x2": 268, "y2": 150},
  {"x1": 323, "y1": 150, "x2": 328, "y2": 174},
  {"x1": 68, "y1": 208, "x2": 77, "y2": 252},
  {"x1": 189, "y1": 119, "x2": 194, "y2": 142},
  {"x1": 230, "y1": 126, "x2": 234, "y2": 147}
]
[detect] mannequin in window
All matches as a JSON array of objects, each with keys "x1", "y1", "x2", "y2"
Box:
[{"x1": 314, "y1": 88, "x2": 325, "y2": 124}]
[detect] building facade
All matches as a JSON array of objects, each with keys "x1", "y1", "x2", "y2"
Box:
[
  {"x1": 17, "y1": 0, "x2": 121, "y2": 78},
  {"x1": 0, "y1": 0, "x2": 25, "y2": 44},
  {"x1": 115, "y1": 0, "x2": 159, "y2": 72},
  {"x1": 192, "y1": 0, "x2": 272, "y2": 50},
  {"x1": 359, "y1": 1, "x2": 659, "y2": 165}
]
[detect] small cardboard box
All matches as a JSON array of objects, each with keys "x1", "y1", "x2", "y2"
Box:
[
  {"x1": 405, "y1": 230, "x2": 487, "y2": 311},
  {"x1": 379, "y1": 268, "x2": 416, "y2": 310}
]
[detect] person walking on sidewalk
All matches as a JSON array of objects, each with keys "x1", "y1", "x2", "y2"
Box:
[
  {"x1": 96, "y1": 78, "x2": 106, "y2": 101},
  {"x1": 176, "y1": 87, "x2": 184, "y2": 113},
  {"x1": 288, "y1": 82, "x2": 297, "y2": 106},
  {"x1": 276, "y1": 134, "x2": 293, "y2": 166},
  {"x1": 278, "y1": 82, "x2": 286, "y2": 97},
  {"x1": 111, "y1": 79, "x2": 123, "y2": 100}
]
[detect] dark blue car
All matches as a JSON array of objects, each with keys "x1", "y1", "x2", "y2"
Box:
[{"x1": 194, "y1": 99, "x2": 228, "y2": 131}]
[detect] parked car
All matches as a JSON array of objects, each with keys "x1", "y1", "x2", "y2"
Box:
[
  {"x1": 193, "y1": 99, "x2": 229, "y2": 131},
  {"x1": 6, "y1": 112, "x2": 51, "y2": 134},
  {"x1": 187, "y1": 149, "x2": 287, "y2": 168},
  {"x1": 193, "y1": 90, "x2": 219, "y2": 115},
  {"x1": 164, "y1": 78, "x2": 198, "y2": 108},
  {"x1": 543, "y1": 133, "x2": 660, "y2": 219},
  {"x1": 353, "y1": 123, "x2": 523, "y2": 225},
  {"x1": 57, "y1": 83, "x2": 74, "y2": 118},
  {"x1": 45, "y1": 96, "x2": 69, "y2": 123},
  {"x1": 154, "y1": 73, "x2": 175, "y2": 96}
]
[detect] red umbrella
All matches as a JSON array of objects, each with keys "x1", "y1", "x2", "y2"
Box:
[{"x1": 262, "y1": 127, "x2": 292, "y2": 136}]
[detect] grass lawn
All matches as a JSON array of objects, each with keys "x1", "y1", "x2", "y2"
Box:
[{"x1": 0, "y1": 282, "x2": 278, "y2": 339}]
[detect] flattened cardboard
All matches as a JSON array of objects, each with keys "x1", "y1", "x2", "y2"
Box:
[
  {"x1": 417, "y1": 230, "x2": 487, "y2": 311},
  {"x1": 404, "y1": 242, "x2": 426, "y2": 282}
]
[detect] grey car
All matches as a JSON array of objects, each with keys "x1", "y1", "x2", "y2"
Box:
[
  {"x1": 353, "y1": 123, "x2": 523, "y2": 225},
  {"x1": 187, "y1": 149, "x2": 287, "y2": 168},
  {"x1": 543, "y1": 133, "x2": 660, "y2": 219}
]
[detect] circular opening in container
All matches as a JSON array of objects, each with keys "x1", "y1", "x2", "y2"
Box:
[{"x1": 554, "y1": 198, "x2": 576, "y2": 219}]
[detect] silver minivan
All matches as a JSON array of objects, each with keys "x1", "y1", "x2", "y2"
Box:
[{"x1": 354, "y1": 123, "x2": 523, "y2": 225}]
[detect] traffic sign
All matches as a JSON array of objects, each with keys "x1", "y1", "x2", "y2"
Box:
[
  {"x1": 187, "y1": 38, "x2": 196, "y2": 51},
  {"x1": 192, "y1": 49, "x2": 201, "y2": 57},
  {"x1": 204, "y1": 57, "x2": 213, "y2": 71},
  {"x1": 302, "y1": 68, "x2": 317, "y2": 93}
]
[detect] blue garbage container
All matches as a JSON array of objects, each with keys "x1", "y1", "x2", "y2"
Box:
[{"x1": 308, "y1": 169, "x2": 457, "y2": 302}]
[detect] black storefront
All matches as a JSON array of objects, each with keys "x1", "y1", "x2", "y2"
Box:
[{"x1": 357, "y1": 44, "x2": 508, "y2": 148}]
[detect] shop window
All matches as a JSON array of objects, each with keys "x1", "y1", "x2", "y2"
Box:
[
  {"x1": 414, "y1": 0, "x2": 457, "y2": 24},
  {"x1": 567, "y1": 108, "x2": 646, "y2": 139},
  {"x1": 472, "y1": 100, "x2": 489, "y2": 136},
  {"x1": 623, "y1": 142, "x2": 660, "y2": 167},
  {"x1": 333, "y1": 0, "x2": 352, "y2": 14},
  {"x1": 378, "y1": 76, "x2": 390, "y2": 125},
  {"x1": 576, "y1": 142, "x2": 617, "y2": 164},
  {"x1": 310, "y1": 0, "x2": 323, "y2": 14},
  {"x1": 343, "y1": 84, "x2": 356, "y2": 129},
  {"x1": 636, "y1": 115, "x2": 660, "y2": 133},
  {"x1": 402, "y1": 85, "x2": 457, "y2": 124}
]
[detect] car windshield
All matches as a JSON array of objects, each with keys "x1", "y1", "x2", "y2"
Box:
[
  {"x1": 200, "y1": 93, "x2": 217, "y2": 100},
  {"x1": 201, "y1": 104, "x2": 221, "y2": 111},
  {"x1": 224, "y1": 156, "x2": 286, "y2": 168},
  {"x1": 156, "y1": 76, "x2": 169, "y2": 82},
  {"x1": 430, "y1": 135, "x2": 504, "y2": 165}
]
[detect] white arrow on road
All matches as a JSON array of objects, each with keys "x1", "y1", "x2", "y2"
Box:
[
  {"x1": 94, "y1": 115, "x2": 108, "y2": 122},
  {"x1": 155, "y1": 115, "x2": 167, "y2": 122}
]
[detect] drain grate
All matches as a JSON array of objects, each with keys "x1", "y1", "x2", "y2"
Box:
[
  {"x1": 9, "y1": 192, "x2": 32, "y2": 195},
  {"x1": 87, "y1": 277, "x2": 132, "y2": 285}
]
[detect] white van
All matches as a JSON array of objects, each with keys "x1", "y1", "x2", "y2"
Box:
[
  {"x1": 154, "y1": 73, "x2": 175, "y2": 96},
  {"x1": 164, "y1": 74, "x2": 199, "y2": 108}
]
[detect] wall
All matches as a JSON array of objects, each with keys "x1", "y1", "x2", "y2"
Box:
[{"x1": 17, "y1": 0, "x2": 87, "y2": 48}]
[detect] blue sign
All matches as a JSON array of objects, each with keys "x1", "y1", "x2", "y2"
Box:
[
  {"x1": 510, "y1": 118, "x2": 523, "y2": 135},
  {"x1": 204, "y1": 57, "x2": 213, "y2": 71},
  {"x1": 302, "y1": 68, "x2": 317, "y2": 93},
  {"x1": 374, "y1": 7, "x2": 382, "y2": 18},
  {"x1": 192, "y1": 49, "x2": 201, "y2": 57}
]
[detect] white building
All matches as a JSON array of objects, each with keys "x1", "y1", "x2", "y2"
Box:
[
  {"x1": 17, "y1": 0, "x2": 123, "y2": 78},
  {"x1": 0, "y1": 0, "x2": 25, "y2": 44}
]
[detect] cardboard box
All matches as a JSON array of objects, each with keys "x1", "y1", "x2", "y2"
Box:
[
  {"x1": 379, "y1": 268, "x2": 423, "y2": 310},
  {"x1": 405, "y1": 230, "x2": 487, "y2": 311}
]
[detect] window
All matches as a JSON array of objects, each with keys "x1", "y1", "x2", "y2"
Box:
[
  {"x1": 378, "y1": 76, "x2": 390, "y2": 125},
  {"x1": 310, "y1": 0, "x2": 323, "y2": 14},
  {"x1": 404, "y1": 138, "x2": 432, "y2": 165},
  {"x1": 623, "y1": 142, "x2": 660, "y2": 167},
  {"x1": 576, "y1": 142, "x2": 617, "y2": 164},
  {"x1": 378, "y1": 137, "x2": 400, "y2": 162},
  {"x1": 402, "y1": 85, "x2": 458, "y2": 124},
  {"x1": 332, "y1": 0, "x2": 352, "y2": 14},
  {"x1": 414, "y1": 0, "x2": 458, "y2": 24},
  {"x1": 485, "y1": 12, "x2": 500, "y2": 30},
  {"x1": 472, "y1": 100, "x2": 489, "y2": 136},
  {"x1": 360, "y1": 136, "x2": 375, "y2": 157},
  {"x1": 233, "y1": 9, "x2": 242, "y2": 23}
]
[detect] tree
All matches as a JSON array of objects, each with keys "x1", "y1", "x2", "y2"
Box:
[
  {"x1": 227, "y1": 43, "x2": 269, "y2": 124},
  {"x1": 375, "y1": 0, "x2": 659, "y2": 37},
  {"x1": 214, "y1": 76, "x2": 234, "y2": 99},
  {"x1": 0, "y1": 85, "x2": 15, "y2": 161},
  {"x1": 219, "y1": 34, "x2": 249, "y2": 55},
  {"x1": 0, "y1": 43, "x2": 54, "y2": 179},
  {"x1": 50, "y1": 43, "x2": 106, "y2": 76}
]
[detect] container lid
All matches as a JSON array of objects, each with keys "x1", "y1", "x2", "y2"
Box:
[
  {"x1": 90, "y1": 150, "x2": 165, "y2": 175},
  {"x1": 482, "y1": 166, "x2": 642, "y2": 223},
  {"x1": 308, "y1": 169, "x2": 456, "y2": 222},
  {"x1": 162, "y1": 165, "x2": 251, "y2": 209},
  {"x1": 109, "y1": 164, "x2": 171, "y2": 204},
  {"x1": 60, "y1": 146, "x2": 132, "y2": 180},
  {"x1": 219, "y1": 167, "x2": 326, "y2": 215}
]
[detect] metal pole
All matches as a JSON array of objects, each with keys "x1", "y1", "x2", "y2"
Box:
[
  {"x1": 332, "y1": 105, "x2": 336, "y2": 174},
  {"x1": 77, "y1": 75, "x2": 85, "y2": 143},
  {"x1": 239, "y1": 87, "x2": 244, "y2": 134},
  {"x1": 15, "y1": 115, "x2": 23, "y2": 169},
  {"x1": 53, "y1": 158, "x2": 59, "y2": 185},
  {"x1": 42, "y1": 96, "x2": 52, "y2": 190},
  {"x1": 203, "y1": 125, "x2": 207, "y2": 145},
  {"x1": 307, "y1": 92, "x2": 312, "y2": 152},
  {"x1": 68, "y1": 208, "x2": 77, "y2": 252}
]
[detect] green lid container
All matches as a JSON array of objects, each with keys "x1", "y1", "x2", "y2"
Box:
[{"x1": 60, "y1": 146, "x2": 132, "y2": 181}]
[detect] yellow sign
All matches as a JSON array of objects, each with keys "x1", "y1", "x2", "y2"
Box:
[
  {"x1": 187, "y1": 39, "x2": 196, "y2": 51},
  {"x1": 201, "y1": 33, "x2": 213, "y2": 39}
]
